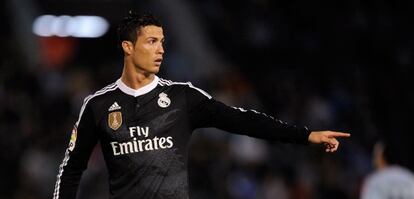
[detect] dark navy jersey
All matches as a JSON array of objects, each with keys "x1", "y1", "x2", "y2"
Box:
[{"x1": 53, "y1": 76, "x2": 311, "y2": 199}]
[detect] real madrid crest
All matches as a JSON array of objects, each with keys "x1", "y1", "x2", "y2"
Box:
[
  {"x1": 157, "y1": 92, "x2": 171, "y2": 108},
  {"x1": 108, "y1": 111, "x2": 122, "y2": 131}
]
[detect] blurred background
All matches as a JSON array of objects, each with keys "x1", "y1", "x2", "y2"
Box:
[{"x1": 1, "y1": 0, "x2": 414, "y2": 198}]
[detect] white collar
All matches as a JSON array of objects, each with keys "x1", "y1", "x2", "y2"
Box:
[{"x1": 116, "y1": 76, "x2": 159, "y2": 97}]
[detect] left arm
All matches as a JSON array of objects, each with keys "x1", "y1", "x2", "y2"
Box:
[
  {"x1": 193, "y1": 99, "x2": 311, "y2": 144},
  {"x1": 186, "y1": 85, "x2": 350, "y2": 151}
]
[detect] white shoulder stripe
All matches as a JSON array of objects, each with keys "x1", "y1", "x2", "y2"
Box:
[
  {"x1": 187, "y1": 82, "x2": 212, "y2": 99},
  {"x1": 230, "y1": 106, "x2": 309, "y2": 130},
  {"x1": 89, "y1": 82, "x2": 116, "y2": 99},
  {"x1": 232, "y1": 106, "x2": 276, "y2": 120},
  {"x1": 158, "y1": 78, "x2": 212, "y2": 99},
  {"x1": 158, "y1": 78, "x2": 172, "y2": 86},
  {"x1": 53, "y1": 82, "x2": 117, "y2": 199},
  {"x1": 76, "y1": 83, "x2": 117, "y2": 126}
]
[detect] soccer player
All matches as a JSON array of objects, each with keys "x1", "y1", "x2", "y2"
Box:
[
  {"x1": 361, "y1": 140, "x2": 414, "y2": 199},
  {"x1": 53, "y1": 12, "x2": 350, "y2": 199}
]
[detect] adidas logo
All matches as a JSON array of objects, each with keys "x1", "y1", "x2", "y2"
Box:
[{"x1": 108, "y1": 102, "x2": 121, "y2": 111}]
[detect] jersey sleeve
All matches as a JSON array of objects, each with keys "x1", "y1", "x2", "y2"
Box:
[
  {"x1": 53, "y1": 99, "x2": 99, "y2": 199},
  {"x1": 186, "y1": 85, "x2": 311, "y2": 145}
]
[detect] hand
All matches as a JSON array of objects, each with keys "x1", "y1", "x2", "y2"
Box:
[{"x1": 308, "y1": 131, "x2": 350, "y2": 152}]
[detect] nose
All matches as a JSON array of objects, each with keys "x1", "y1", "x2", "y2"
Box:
[{"x1": 157, "y1": 43, "x2": 164, "y2": 54}]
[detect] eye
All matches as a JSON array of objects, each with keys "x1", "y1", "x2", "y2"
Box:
[{"x1": 149, "y1": 39, "x2": 155, "y2": 44}]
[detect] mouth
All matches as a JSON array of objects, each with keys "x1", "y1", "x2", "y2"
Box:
[{"x1": 154, "y1": 58, "x2": 163, "y2": 66}]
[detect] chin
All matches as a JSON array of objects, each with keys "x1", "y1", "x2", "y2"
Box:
[{"x1": 149, "y1": 67, "x2": 160, "y2": 74}]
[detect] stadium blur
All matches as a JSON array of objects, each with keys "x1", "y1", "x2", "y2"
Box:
[{"x1": 1, "y1": 0, "x2": 414, "y2": 198}]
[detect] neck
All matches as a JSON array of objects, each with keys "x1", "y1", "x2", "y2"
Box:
[
  {"x1": 376, "y1": 159, "x2": 388, "y2": 170},
  {"x1": 120, "y1": 63, "x2": 155, "y2": 90}
]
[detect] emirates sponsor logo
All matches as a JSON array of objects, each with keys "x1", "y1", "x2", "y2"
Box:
[{"x1": 110, "y1": 126, "x2": 174, "y2": 156}]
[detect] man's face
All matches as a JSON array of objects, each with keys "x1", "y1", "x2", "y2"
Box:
[{"x1": 127, "y1": 25, "x2": 165, "y2": 74}]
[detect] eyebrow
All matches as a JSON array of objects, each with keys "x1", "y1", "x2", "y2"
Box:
[{"x1": 147, "y1": 37, "x2": 164, "y2": 40}]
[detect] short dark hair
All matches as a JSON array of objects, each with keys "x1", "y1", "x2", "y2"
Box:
[
  {"x1": 379, "y1": 139, "x2": 403, "y2": 166},
  {"x1": 117, "y1": 11, "x2": 162, "y2": 47}
]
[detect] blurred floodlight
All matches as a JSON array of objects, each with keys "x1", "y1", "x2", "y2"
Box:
[
  {"x1": 33, "y1": 15, "x2": 55, "y2": 37},
  {"x1": 33, "y1": 15, "x2": 109, "y2": 38}
]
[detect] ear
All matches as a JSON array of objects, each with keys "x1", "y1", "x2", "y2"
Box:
[{"x1": 121, "y1": 41, "x2": 133, "y2": 55}]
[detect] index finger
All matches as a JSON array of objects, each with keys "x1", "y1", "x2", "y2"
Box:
[{"x1": 328, "y1": 132, "x2": 351, "y2": 137}]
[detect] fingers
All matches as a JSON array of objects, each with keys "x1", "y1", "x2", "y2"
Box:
[
  {"x1": 331, "y1": 139, "x2": 339, "y2": 152},
  {"x1": 323, "y1": 137, "x2": 339, "y2": 153},
  {"x1": 324, "y1": 143, "x2": 337, "y2": 152},
  {"x1": 327, "y1": 132, "x2": 351, "y2": 138},
  {"x1": 325, "y1": 132, "x2": 348, "y2": 152}
]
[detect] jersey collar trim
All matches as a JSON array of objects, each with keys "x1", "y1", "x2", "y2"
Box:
[{"x1": 116, "y1": 76, "x2": 159, "y2": 97}]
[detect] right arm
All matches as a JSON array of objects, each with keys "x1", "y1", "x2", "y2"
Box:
[{"x1": 53, "y1": 101, "x2": 98, "y2": 199}]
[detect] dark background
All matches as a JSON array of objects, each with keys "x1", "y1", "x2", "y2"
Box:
[{"x1": 1, "y1": 0, "x2": 414, "y2": 198}]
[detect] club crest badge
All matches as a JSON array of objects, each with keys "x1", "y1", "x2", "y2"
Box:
[
  {"x1": 157, "y1": 92, "x2": 171, "y2": 108},
  {"x1": 108, "y1": 111, "x2": 122, "y2": 131},
  {"x1": 68, "y1": 127, "x2": 77, "y2": 151}
]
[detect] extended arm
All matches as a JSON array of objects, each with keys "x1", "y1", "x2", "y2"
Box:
[
  {"x1": 187, "y1": 86, "x2": 308, "y2": 144},
  {"x1": 187, "y1": 85, "x2": 350, "y2": 150},
  {"x1": 192, "y1": 99, "x2": 311, "y2": 144}
]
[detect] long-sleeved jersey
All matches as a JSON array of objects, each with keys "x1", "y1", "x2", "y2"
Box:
[{"x1": 53, "y1": 76, "x2": 311, "y2": 199}]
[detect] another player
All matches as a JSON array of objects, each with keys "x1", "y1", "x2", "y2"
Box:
[{"x1": 361, "y1": 140, "x2": 414, "y2": 199}]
